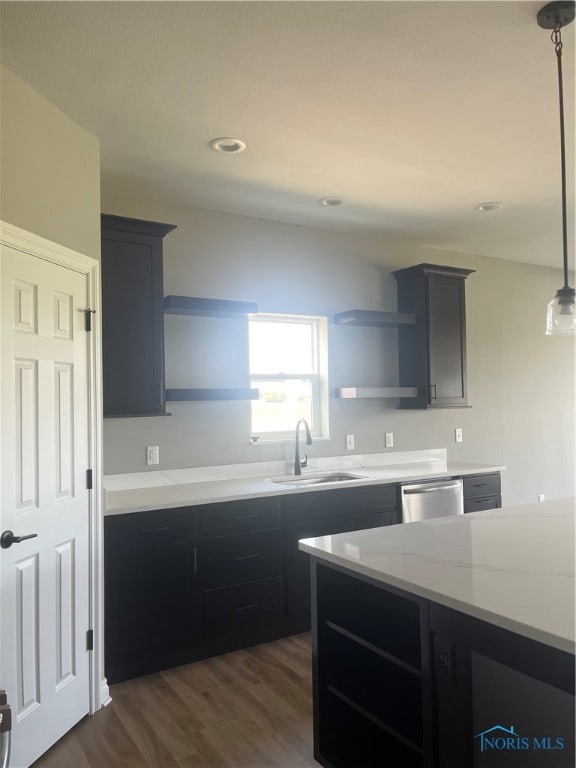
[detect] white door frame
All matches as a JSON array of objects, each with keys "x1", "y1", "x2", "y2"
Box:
[{"x1": 0, "y1": 220, "x2": 110, "y2": 715}]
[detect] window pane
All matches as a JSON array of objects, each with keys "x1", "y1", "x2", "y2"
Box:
[
  {"x1": 251, "y1": 379, "x2": 313, "y2": 433},
  {"x1": 249, "y1": 320, "x2": 315, "y2": 374}
]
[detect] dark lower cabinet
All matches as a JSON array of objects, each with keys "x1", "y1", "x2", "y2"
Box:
[
  {"x1": 200, "y1": 497, "x2": 286, "y2": 654},
  {"x1": 104, "y1": 506, "x2": 201, "y2": 683},
  {"x1": 285, "y1": 485, "x2": 399, "y2": 631},
  {"x1": 463, "y1": 472, "x2": 501, "y2": 513},
  {"x1": 313, "y1": 563, "x2": 431, "y2": 768},
  {"x1": 204, "y1": 576, "x2": 284, "y2": 650},
  {"x1": 312, "y1": 560, "x2": 574, "y2": 768},
  {"x1": 105, "y1": 475, "x2": 503, "y2": 685},
  {"x1": 432, "y1": 604, "x2": 575, "y2": 768}
]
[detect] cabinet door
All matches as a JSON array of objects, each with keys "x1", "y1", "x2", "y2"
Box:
[
  {"x1": 104, "y1": 508, "x2": 199, "y2": 683},
  {"x1": 286, "y1": 516, "x2": 348, "y2": 625},
  {"x1": 395, "y1": 264, "x2": 473, "y2": 409},
  {"x1": 427, "y1": 275, "x2": 468, "y2": 407},
  {"x1": 286, "y1": 486, "x2": 398, "y2": 628},
  {"x1": 101, "y1": 215, "x2": 175, "y2": 417}
]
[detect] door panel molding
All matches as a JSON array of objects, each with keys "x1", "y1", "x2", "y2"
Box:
[
  {"x1": 15, "y1": 554, "x2": 40, "y2": 718},
  {"x1": 0, "y1": 221, "x2": 109, "y2": 739}
]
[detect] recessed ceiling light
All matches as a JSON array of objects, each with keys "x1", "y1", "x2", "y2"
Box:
[
  {"x1": 319, "y1": 196, "x2": 344, "y2": 207},
  {"x1": 209, "y1": 137, "x2": 246, "y2": 153},
  {"x1": 475, "y1": 201, "x2": 504, "y2": 212}
]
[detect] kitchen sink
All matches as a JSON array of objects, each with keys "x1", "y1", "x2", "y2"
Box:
[{"x1": 271, "y1": 472, "x2": 367, "y2": 486}]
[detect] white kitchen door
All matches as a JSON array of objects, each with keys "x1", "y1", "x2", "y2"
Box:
[{"x1": 0, "y1": 243, "x2": 92, "y2": 767}]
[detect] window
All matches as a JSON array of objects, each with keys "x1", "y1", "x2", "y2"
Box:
[{"x1": 248, "y1": 314, "x2": 329, "y2": 440}]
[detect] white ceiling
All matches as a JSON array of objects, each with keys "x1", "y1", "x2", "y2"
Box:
[{"x1": 1, "y1": 1, "x2": 574, "y2": 268}]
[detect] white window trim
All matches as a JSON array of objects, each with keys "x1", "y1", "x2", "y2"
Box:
[{"x1": 249, "y1": 313, "x2": 329, "y2": 441}]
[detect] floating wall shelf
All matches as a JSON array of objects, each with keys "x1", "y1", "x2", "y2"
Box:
[
  {"x1": 164, "y1": 295, "x2": 258, "y2": 318},
  {"x1": 164, "y1": 295, "x2": 258, "y2": 402},
  {"x1": 165, "y1": 388, "x2": 259, "y2": 402},
  {"x1": 333, "y1": 310, "x2": 416, "y2": 327},
  {"x1": 336, "y1": 387, "x2": 418, "y2": 399}
]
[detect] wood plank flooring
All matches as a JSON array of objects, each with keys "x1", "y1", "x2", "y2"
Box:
[{"x1": 32, "y1": 634, "x2": 317, "y2": 768}]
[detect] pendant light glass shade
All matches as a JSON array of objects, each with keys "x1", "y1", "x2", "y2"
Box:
[{"x1": 546, "y1": 287, "x2": 576, "y2": 334}]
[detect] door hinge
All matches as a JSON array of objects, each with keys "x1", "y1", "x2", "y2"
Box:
[
  {"x1": 84, "y1": 309, "x2": 96, "y2": 332},
  {"x1": 87, "y1": 469, "x2": 93, "y2": 490},
  {"x1": 86, "y1": 629, "x2": 94, "y2": 651}
]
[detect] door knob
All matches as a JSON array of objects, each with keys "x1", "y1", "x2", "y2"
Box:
[{"x1": 1, "y1": 530, "x2": 38, "y2": 549}]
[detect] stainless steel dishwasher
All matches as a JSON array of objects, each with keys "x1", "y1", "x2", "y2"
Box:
[{"x1": 400, "y1": 478, "x2": 464, "y2": 523}]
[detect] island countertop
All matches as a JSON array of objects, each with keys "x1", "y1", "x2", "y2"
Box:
[{"x1": 299, "y1": 497, "x2": 575, "y2": 654}]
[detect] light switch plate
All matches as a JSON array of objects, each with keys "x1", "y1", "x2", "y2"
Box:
[
  {"x1": 385, "y1": 432, "x2": 394, "y2": 448},
  {"x1": 455, "y1": 428, "x2": 463, "y2": 443},
  {"x1": 345, "y1": 434, "x2": 355, "y2": 451}
]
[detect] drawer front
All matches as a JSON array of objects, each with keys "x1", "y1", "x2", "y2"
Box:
[
  {"x1": 464, "y1": 495, "x2": 501, "y2": 514},
  {"x1": 105, "y1": 507, "x2": 195, "y2": 553},
  {"x1": 463, "y1": 473, "x2": 501, "y2": 500},
  {"x1": 202, "y1": 497, "x2": 281, "y2": 538},
  {"x1": 347, "y1": 509, "x2": 399, "y2": 532},
  {"x1": 204, "y1": 577, "x2": 283, "y2": 634},
  {"x1": 285, "y1": 484, "x2": 397, "y2": 521},
  {"x1": 204, "y1": 530, "x2": 281, "y2": 587}
]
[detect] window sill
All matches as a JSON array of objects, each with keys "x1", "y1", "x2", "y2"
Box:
[{"x1": 249, "y1": 435, "x2": 331, "y2": 446}]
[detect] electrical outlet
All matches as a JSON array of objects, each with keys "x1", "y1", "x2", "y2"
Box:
[
  {"x1": 345, "y1": 434, "x2": 355, "y2": 451},
  {"x1": 146, "y1": 445, "x2": 160, "y2": 466},
  {"x1": 538, "y1": 493, "x2": 546, "y2": 503},
  {"x1": 455, "y1": 428, "x2": 463, "y2": 444},
  {"x1": 385, "y1": 432, "x2": 394, "y2": 448}
]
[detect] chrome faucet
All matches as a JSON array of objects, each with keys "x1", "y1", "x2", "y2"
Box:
[{"x1": 294, "y1": 419, "x2": 312, "y2": 475}]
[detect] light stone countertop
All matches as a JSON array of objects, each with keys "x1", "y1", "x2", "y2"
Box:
[
  {"x1": 104, "y1": 448, "x2": 505, "y2": 516},
  {"x1": 299, "y1": 497, "x2": 575, "y2": 654}
]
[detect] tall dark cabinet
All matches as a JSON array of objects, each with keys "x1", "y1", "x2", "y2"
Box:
[
  {"x1": 393, "y1": 263, "x2": 474, "y2": 409},
  {"x1": 101, "y1": 214, "x2": 176, "y2": 417}
]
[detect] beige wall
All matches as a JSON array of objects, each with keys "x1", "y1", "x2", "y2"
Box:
[
  {"x1": 101, "y1": 194, "x2": 575, "y2": 507},
  {"x1": 0, "y1": 66, "x2": 100, "y2": 260}
]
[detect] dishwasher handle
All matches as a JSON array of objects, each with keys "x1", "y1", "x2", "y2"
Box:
[{"x1": 402, "y1": 482, "x2": 462, "y2": 495}]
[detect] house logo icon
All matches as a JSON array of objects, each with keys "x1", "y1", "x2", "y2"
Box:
[
  {"x1": 475, "y1": 725, "x2": 518, "y2": 752},
  {"x1": 474, "y1": 724, "x2": 566, "y2": 753}
]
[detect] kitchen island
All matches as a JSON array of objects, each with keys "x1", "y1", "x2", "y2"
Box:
[{"x1": 299, "y1": 498, "x2": 575, "y2": 768}]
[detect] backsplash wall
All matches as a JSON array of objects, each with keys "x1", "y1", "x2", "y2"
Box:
[{"x1": 101, "y1": 195, "x2": 575, "y2": 506}]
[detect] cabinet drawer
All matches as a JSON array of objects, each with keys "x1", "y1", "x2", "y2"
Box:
[
  {"x1": 204, "y1": 577, "x2": 283, "y2": 634},
  {"x1": 204, "y1": 530, "x2": 281, "y2": 587},
  {"x1": 347, "y1": 509, "x2": 399, "y2": 532},
  {"x1": 285, "y1": 484, "x2": 397, "y2": 521},
  {"x1": 463, "y1": 473, "x2": 501, "y2": 500},
  {"x1": 464, "y1": 495, "x2": 501, "y2": 514},
  {"x1": 105, "y1": 507, "x2": 195, "y2": 553},
  {"x1": 202, "y1": 498, "x2": 281, "y2": 538}
]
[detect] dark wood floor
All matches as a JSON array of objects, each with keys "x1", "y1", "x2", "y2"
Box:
[{"x1": 33, "y1": 634, "x2": 317, "y2": 768}]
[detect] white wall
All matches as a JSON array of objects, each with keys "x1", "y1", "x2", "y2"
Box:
[
  {"x1": 0, "y1": 66, "x2": 101, "y2": 260},
  {"x1": 101, "y1": 195, "x2": 575, "y2": 507}
]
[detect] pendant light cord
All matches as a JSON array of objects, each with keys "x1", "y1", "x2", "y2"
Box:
[{"x1": 552, "y1": 27, "x2": 570, "y2": 289}]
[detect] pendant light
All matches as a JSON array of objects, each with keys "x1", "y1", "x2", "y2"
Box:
[{"x1": 537, "y1": 1, "x2": 575, "y2": 334}]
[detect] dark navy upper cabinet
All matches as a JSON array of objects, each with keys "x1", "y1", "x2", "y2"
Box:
[
  {"x1": 393, "y1": 263, "x2": 474, "y2": 409},
  {"x1": 101, "y1": 214, "x2": 176, "y2": 417}
]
